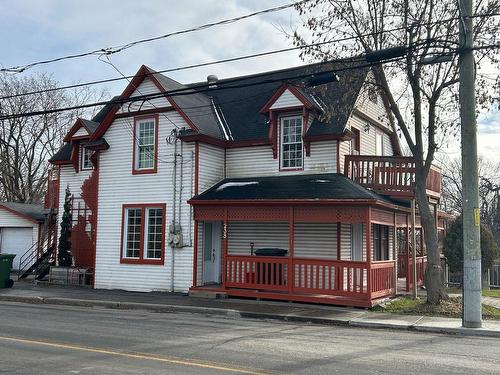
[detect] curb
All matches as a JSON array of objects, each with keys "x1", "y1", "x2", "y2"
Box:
[{"x1": 1, "y1": 294, "x2": 499, "y2": 338}]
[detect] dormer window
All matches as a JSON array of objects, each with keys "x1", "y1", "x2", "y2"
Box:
[
  {"x1": 133, "y1": 115, "x2": 158, "y2": 174},
  {"x1": 280, "y1": 115, "x2": 303, "y2": 170},
  {"x1": 80, "y1": 145, "x2": 93, "y2": 170}
]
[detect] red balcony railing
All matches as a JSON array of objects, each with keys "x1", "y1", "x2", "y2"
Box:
[{"x1": 344, "y1": 155, "x2": 441, "y2": 198}]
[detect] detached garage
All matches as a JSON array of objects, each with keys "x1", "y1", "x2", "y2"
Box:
[{"x1": 0, "y1": 203, "x2": 46, "y2": 270}]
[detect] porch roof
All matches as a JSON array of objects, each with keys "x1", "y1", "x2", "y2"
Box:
[{"x1": 190, "y1": 173, "x2": 391, "y2": 203}]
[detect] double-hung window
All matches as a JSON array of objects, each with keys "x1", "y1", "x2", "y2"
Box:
[
  {"x1": 80, "y1": 145, "x2": 93, "y2": 170},
  {"x1": 373, "y1": 224, "x2": 389, "y2": 261},
  {"x1": 133, "y1": 116, "x2": 157, "y2": 174},
  {"x1": 121, "y1": 204, "x2": 165, "y2": 264},
  {"x1": 280, "y1": 116, "x2": 303, "y2": 169}
]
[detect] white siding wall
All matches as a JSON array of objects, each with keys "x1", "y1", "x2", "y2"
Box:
[
  {"x1": 198, "y1": 143, "x2": 225, "y2": 193},
  {"x1": 57, "y1": 165, "x2": 92, "y2": 240},
  {"x1": 73, "y1": 127, "x2": 89, "y2": 137},
  {"x1": 269, "y1": 89, "x2": 302, "y2": 109},
  {"x1": 94, "y1": 111, "x2": 195, "y2": 293},
  {"x1": 0, "y1": 209, "x2": 38, "y2": 255},
  {"x1": 228, "y1": 222, "x2": 289, "y2": 255},
  {"x1": 226, "y1": 141, "x2": 337, "y2": 178},
  {"x1": 294, "y1": 223, "x2": 337, "y2": 259},
  {"x1": 338, "y1": 140, "x2": 351, "y2": 173},
  {"x1": 118, "y1": 78, "x2": 172, "y2": 113}
]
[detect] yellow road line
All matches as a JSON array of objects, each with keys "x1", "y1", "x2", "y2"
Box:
[{"x1": 0, "y1": 335, "x2": 271, "y2": 375}]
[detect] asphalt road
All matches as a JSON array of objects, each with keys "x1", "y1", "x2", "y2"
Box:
[{"x1": 0, "y1": 302, "x2": 499, "y2": 375}]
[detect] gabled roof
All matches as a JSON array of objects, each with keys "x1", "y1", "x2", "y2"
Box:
[
  {"x1": 190, "y1": 173, "x2": 389, "y2": 202},
  {"x1": 198, "y1": 61, "x2": 368, "y2": 141},
  {"x1": 63, "y1": 118, "x2": 100, "y2": 142},
  {"x1": 0, "y1": 202, "x2": 47, "y2": 223}
]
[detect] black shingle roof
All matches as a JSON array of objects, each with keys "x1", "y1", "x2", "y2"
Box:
[
  {"x1": 190, "y1": 173, "x2": 389, "y2": 202},
  {"x1": 0, "y1": 202, "x2": 47, "y2": 222}
]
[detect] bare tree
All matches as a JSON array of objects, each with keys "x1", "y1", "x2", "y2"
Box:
[
  {"x1": 293, "y1": 0, "x2": 500, "y2": 304},
  {"x1": 442, "y1": 157, "x2": 500, "y2": 243},
  {"x1": 0, "y1": 73, "x2": 108, "y2": 203}
]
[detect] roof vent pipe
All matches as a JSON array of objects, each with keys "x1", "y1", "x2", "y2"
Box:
[{"x1": 207, "y1": 75, "x2": 218, "y2": 88}]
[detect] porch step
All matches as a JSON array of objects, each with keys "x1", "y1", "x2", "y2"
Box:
[{"x1": 189, "y1": 289, "x2": 228, "y2": 299}]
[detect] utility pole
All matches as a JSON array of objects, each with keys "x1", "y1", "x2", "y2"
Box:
[{"x1": 459, "y1": 0, "x2": 482, "y2": 328}]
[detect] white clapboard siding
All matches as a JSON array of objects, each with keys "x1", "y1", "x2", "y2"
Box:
[
  {"x1": 226, "y1": 141, "x2": 338, "y2": 178},
  {"x1": 340, "y1": 223, "x2": 352, "y2": 260},
  {"x1": 294, "y1": 223, "x2": 337, "y2": 259},
  {"x1": 383, "y1": 132, "x2": 394, "y2": 156},
  {"x1": 57, "y1": 165, "x2": 93, "y2": 241},
  {"x1": 198, "y1": 143, "x2": 225, "y2": 193},
  {"x1": 228, "y1": 222, "x2": 289, "y2": 255},
  {"x1": 73, "y1": 127, "x2": 89, "y2": 137},
  {"x1": 354, "y1": 71, "x2": 391, "y2": 129},
  {"x1": 94, "y1": 111, "x2": 195, "y2": 293},
  {"x1": 118, "y1": 78, "x2": 172, "y2": 113},
  {"x1": 269, "y1": 89, "x2": 302, "y2": 109},
  {"x1": 338, "y1": 139, "x2": 351, "y2": 173}
]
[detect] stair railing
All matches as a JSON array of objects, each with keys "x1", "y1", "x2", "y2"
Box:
[{"x1": 18, "y1": 224, "x2": 56, "y2": 279}]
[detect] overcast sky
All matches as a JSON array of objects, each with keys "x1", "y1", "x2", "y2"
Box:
[{"x1": 1, "y1": 0, "x2": 498, "y2": 162}]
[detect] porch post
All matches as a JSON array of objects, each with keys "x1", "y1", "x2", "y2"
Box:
[
  {"x1": 366, "y1": 207, "x2": 372, "y2": 300},
  {"x1": 288, "y1": 207, "x2": 294, "y2": 294},
  {"x1": 192, "y1": 220, "x2": 198, "y2": 287},
  {"x1": 393, "y1": 213, "x2": 397, "y2": 295},
  {"x1": 406, "y1": 214, "x2": 410, "y2": 292},
  {"x1": 222, "y1": 208, "x2": 228, "y2": 287}
]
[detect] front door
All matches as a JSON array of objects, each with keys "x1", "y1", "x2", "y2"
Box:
[
  {"x1": 203, "y1": 222, "x2": 221, "y2": 285},
  {"x1": 351, "y1": 224, "x2": 363, "y2": 261}
]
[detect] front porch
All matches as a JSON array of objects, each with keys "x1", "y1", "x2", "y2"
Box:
[{"x1": 190, "y1": 196, "x2": 410, "y2": 307}]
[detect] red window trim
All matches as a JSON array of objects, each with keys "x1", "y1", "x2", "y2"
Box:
[
  {"x1": 132, "y1": 114, "x2": 159, "y2": 175},
  {"x1": 120, "y1": 203, "x2": 166, "y2": 265},
  {"x1": 278, "y1": 113, "x2": 305, "y2": 172}
]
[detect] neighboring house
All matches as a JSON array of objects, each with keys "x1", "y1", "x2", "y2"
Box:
[
  {"x1": 40, "y1": 61, "x2": 445, "y2": 307},
  {"x1": 0, "y1": 202, "x2": 47, "y2": 270}
]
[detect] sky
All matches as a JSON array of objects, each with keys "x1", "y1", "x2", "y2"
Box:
[{"x1": 1, "y1": 0, "x2": 499, "y2": 163}]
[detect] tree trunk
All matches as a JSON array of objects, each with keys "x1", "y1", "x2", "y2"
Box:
[{"x1": 414, "y1": 166, "x2": 447, "y2": 304}]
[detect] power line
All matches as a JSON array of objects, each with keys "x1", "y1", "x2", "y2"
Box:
[
  {"x1": 0, "y1": 45, "x2": 432, "y2": 122},
  {"x1": 0, "y1": 15, "x2": 472, "y2": 101},
  {"x1": 0, "y1": 0, "x2": 311, "y2": 74}
]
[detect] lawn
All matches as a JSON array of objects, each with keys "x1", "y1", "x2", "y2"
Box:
[
  {"x1": 446, "y1": 287, "x2": 500, "y2": 299},
  {"x1": 373, "y1": 296, "x2": 500, "y2": 320}
]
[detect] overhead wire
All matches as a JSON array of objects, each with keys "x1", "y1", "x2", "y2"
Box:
[
  {"x1": 0, "y1": 0, "x2": 313, "y2": 74},
  {"x1": 2, "y1": 13, "x2": 495, "y2": 100}
]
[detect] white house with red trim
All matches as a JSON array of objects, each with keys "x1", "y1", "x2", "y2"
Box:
[{"x1": 41, "y1": 61, "x2": 445, "y2": 307}]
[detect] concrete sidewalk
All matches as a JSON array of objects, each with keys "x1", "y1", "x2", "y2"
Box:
[{"x1": 1, "y1": 281, "x2": 499, "y2": 338}]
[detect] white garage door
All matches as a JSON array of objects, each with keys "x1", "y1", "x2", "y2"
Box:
[{"x1": 0, "y1": 228, "x2": 34, "y2": 269}]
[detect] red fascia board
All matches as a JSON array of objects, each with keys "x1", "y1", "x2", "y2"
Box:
[
  {"x1": 63, "y1": 118, "x2": 92, "y2": 142},
  {"x1": 188, "y1": 198, "x2": 398, "y2": 208},
  {"x1": 91, "y1": 65, "x2": 199, "y2": 141},
  {"x1": 260, "y1": 83, "x2": 314, "y2": 114},
  {"x1": 0, "y1": 204, "x2": 39, "y2": 224},
  {"x1": 178, "y1": 133, "x2": 271, "y2": 149}
]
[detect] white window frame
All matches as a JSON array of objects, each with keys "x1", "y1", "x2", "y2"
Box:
[
  {"x1": 135, "y1": 118, "x2": 156, "y2": 171},
  {"x1": 123, "y1": 208, "x2": 142, "y2": 259},
  {"x1": 143, "y1": 207, "x2": 164, "y2": 260},
  {"x1": 80, "y1": 145, "x2": 93, "y2": 170},
  {"x1": 375, "y1": 132, "x2": 384, "y2": 156},
  {"x1": 279, "y1": 115, "x2": 304, "y2": 170}
]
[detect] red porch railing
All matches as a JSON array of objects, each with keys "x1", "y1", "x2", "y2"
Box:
[
  {"x1": 225, "y1": 255, "x2": 396, "y2": 300},
  {"x1": 371, "y1": 261, "x2": 396, "y2": 298},
  {"x1": 344, "y1": 155, "x2": 441, "y2": 198},
  {"x1": 225, "y1": 255, "x2": 288, "y2": 291},
  {"x1": 293, "y1": 258, "x2": 369, "y2": 297}
]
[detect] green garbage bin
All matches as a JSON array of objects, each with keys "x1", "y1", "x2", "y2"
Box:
[{"x1": 0, "y1": 254, "x2": 16, "y2": 288}]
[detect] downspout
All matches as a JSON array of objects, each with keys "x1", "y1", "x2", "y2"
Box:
[{"x1": 170, "y1": 138, "x2": 177, "y2": 292}]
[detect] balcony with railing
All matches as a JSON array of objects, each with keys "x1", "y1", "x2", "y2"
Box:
[{"x1": 344, "y1": 155, "x2": 441, "y2": 199}]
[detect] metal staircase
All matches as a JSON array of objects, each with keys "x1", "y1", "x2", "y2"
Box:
[{"x1": 18, "y1": 224, "x2": 56, "y2": 280}]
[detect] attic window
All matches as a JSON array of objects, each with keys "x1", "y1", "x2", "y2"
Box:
[
  {"x1": 133, "y1": 116, "x2": 158, "y2": 174},
  {"x1": 80, "y1": 145, "x2": 93, "y2": 170}
]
